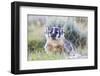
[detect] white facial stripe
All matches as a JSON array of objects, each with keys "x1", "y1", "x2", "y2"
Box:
[
  {"x1": 52, "y1": 27, "x2": 54, "y2": 34},
  {"x1": 53, "y1": 27, "x2": 57, "y2": 34}
]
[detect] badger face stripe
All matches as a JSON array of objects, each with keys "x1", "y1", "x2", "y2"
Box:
[{"x1": 52, "y1": 27, "x2": 55, "y2": 34}]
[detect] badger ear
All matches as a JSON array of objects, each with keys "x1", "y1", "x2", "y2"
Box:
[
  {"x1": 58, "y1": 24, "x2": 64, "y2": 28},
  {"x1": 47, "y1": 26, "x2": 51, "y2": 30},
  {"x1": 58, "y1": 24, "x2": 61, "y2": 28}
]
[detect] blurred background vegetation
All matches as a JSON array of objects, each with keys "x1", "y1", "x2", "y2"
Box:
[{"x1": 27, "y1": 15, "x2": 88, "y2": 61}]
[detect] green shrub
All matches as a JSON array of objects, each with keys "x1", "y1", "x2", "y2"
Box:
[
  {"x1": 64, "y1": 21, "x2": 87, "y2": 49},
  {"x1": 28, "y1": 40, "x2": 45, "y2": 53}
]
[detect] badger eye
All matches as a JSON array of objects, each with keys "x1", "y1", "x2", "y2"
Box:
[
  {"x1": 50, "y1": 31, "x2": 52, "y2": 33},
  {"x1": 55, "y1": 31, "x2": 58, "y2": 34}
]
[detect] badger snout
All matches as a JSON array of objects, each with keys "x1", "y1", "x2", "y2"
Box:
[{"x1": 51, "y1": 34, "x2": 56, "y2": 39}]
